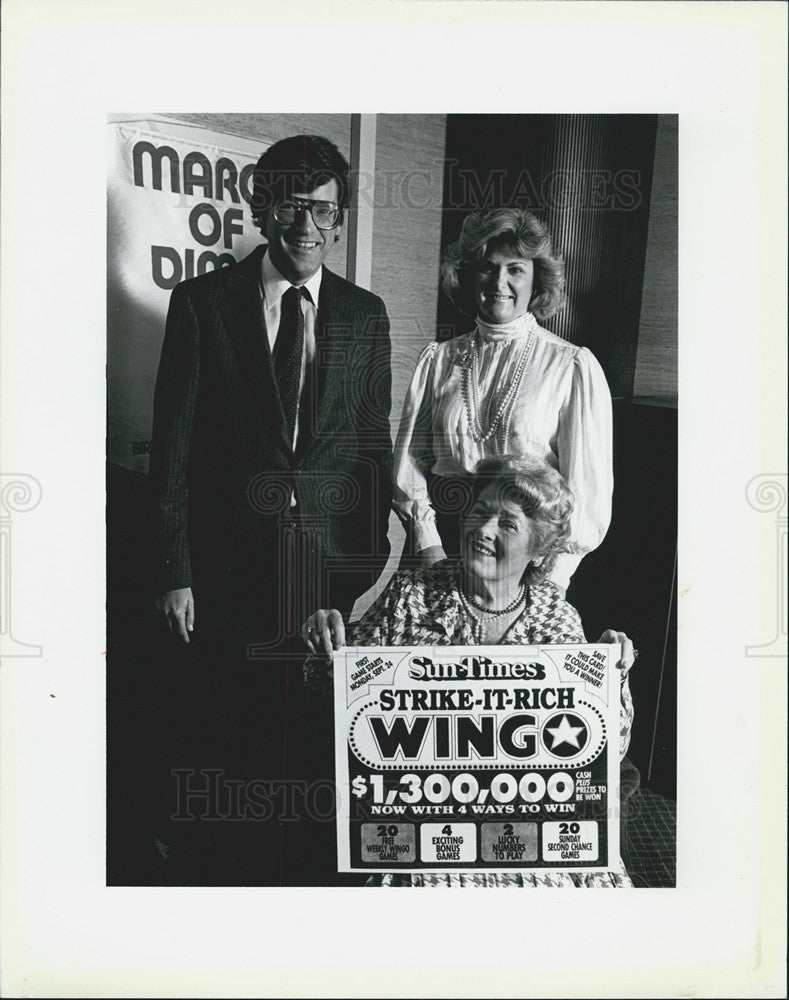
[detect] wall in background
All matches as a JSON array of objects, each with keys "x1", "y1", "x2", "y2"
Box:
[
  {"x1": 633, "y1": 115, "x2": 678, "y2": 399},
  {"x1": 438, "y1": 114, "x2": 658, "y2": 398},
  {"x1": 372, "y1": 114, "x2": 447, "y2": 432},
  {"x1": 354, "y1": 114, "x2": 448, "y2": 607}
]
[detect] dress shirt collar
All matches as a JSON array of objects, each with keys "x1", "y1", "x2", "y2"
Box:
[{"x1": 261, "y1": 248, "x2": 323, "y2": 307}]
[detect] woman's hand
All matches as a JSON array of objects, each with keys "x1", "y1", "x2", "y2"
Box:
[
  {"x1": 301, "y1": 609, "x2": 346, "y2": 657},
  {"x1": 597, "y1": 629, "x2": 637, "y2": 677},
  {"x1": 418, "y1": 545, "x2": 447, "y2": 569},
  {"x1": 302, "y1": 610, "x2": 345, "y2": 696}
]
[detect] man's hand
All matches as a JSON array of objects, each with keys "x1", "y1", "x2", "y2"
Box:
[
  {"x1": 597, "y1": 629, "x2": 637, "y2": 677},
  {"x1": 156, "y1": 587, "x2": 195, "y2": 642},
  {"x1": 418, "y1": 545, "x2": 447, "y2": 569},
  {"x1": 301, "y1": 609, "x2": 346, "y2": 658}
]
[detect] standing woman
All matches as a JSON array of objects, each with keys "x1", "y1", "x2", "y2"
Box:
[{"x1": 394, "y1": 208, "x2": 612, "y2": 595}]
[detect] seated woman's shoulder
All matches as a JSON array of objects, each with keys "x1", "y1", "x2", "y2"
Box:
[
  {"x1": 383, "y1": 559, "x2": 459, "y2": 607},
  {"x1": 531, "y1": 578, "x2": 565, "y2": 601},
  {"x1": 406, "y1": 558, "x2": 458, "y2": 587},
  {"x1": 390, "y1": 558, "x2": 456, "y2": 590},
  {"x1": 530, "y1": 580, "x2": 584, "y2": 622},
  {"x1": 426, "y1": 556, "x2": 458, "y2": 575}
]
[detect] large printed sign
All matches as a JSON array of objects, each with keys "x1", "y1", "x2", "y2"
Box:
[
  {"x1": 107, "y1": 121, "x2": 265, "y2": 472},
  {"x1": 335, "y1": 644, "x2": 619, "y2": 873}
]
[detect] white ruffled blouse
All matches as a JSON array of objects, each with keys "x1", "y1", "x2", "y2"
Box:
[{"x1": 393, "y1": 313, "x2": 614, "y2": 590}]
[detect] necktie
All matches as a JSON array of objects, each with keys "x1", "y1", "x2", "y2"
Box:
[{"x1": 274, "y1": 285, "x2": 304, "y2": 445}]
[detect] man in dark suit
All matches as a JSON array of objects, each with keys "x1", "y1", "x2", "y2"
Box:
[{"x1": 148, "y1": 135, "x2": 393, "y2": 885}]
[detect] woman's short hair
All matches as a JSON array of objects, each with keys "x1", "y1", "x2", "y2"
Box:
[
  {"x1": 440, "y1": 208, "x2": 565, "y2": 321},
  {"x1": 468, "y1": 454, "x2": 574, "y2": 584},
  {"x1": 251, "y1": 134, "x2": 350, "y2": 228}
]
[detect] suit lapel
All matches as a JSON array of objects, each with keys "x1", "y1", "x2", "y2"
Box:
[
  {"x1": 309, "y1": 267, "x2": 350, "y2": 446},
  {"x1": 218, "y1": 245, "x2": 290, "y2": 455}
]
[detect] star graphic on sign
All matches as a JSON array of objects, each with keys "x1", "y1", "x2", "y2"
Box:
[{"x1": 545, "y1": 714, "x2": 586, "y2": 750}]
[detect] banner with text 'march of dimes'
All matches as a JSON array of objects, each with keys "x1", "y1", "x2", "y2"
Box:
[{"x1": 107, "y1": 121, "x2": 265, "y2": 473}]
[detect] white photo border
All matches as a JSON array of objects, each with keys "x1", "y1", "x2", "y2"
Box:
[{"x1": 1, "y1": 2, "x2": 786, "y2": 997}]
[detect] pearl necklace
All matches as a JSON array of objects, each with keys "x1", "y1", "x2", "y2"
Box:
[
  {"x1": 460, "y1": 582, "x2": 527, "y2": 618},
  {"x1": 462, "y1": 325, "x2": 536, "y2": 443}
]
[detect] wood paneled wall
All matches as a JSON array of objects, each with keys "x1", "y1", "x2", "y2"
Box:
[
  {"x1": 371, "y1": 115, "x2": 447, "y2": 427},
  {"x1": 355, "y1": 115, "x2": 448, "y2": 608}
]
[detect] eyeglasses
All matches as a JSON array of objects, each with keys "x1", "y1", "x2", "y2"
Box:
[{"x1": 273, "y1": 199, "x2": 342, "y2": 231}]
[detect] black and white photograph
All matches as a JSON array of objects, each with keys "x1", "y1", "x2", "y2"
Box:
[
  {"x1": 1, "y1": 2, "x2": 786, "y2": 997},
  {"x1": 106, "y1": 112, "x2": 677, "y2": 891}
]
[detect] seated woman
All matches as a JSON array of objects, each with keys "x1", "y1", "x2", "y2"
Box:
[{"x1": 303, "y1": 455, "x2": 635, "y2": 887}]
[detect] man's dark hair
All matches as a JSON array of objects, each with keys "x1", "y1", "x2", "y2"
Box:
[{"x1": 251, "y1": 135, "x2": 351, "y2": 224}]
